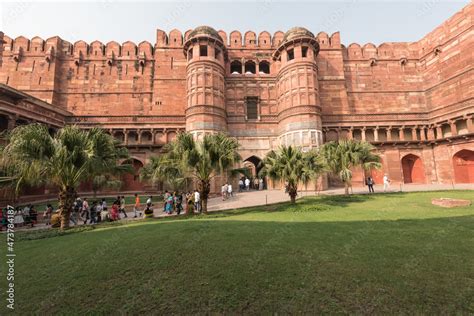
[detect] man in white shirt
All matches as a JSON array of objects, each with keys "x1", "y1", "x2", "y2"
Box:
[
  {"x1": 194, "y1": 190, "x2": 201, "y2": 213},
  {"x1": 227, "y1": 183, "x2": 233, "y2": 198},
  {"x1": 383, "y1": 174, "x2": 390, "y2": 192},
  {"x1": 245, "y1": 178, "x2": 250, "y2": 191}
]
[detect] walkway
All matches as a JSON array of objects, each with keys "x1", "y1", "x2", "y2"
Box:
[{"x1": 7, "y1": 183, "x2": 474, "y2": 232}]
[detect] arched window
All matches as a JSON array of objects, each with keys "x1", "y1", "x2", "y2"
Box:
[
  {"x1": 245, "y1": 60, "x2": 256, "y2": 74},
  {"x1": 259, "y1": 61, "x2": 270, "y2": 74},
  {"x1": 230, "y1": 60, "x2": 242, "y2": 74}
]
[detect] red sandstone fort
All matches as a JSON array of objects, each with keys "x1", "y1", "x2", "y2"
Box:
[{"x1": 0, "y1": 3, "x2": 472, "y2": 195}]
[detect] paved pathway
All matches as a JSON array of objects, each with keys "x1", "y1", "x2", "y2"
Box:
[{"x1": 7, "y1": 183, "x2": 474, "y2": 232}]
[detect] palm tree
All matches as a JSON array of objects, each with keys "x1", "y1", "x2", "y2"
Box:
[
  {"x1": 259, "y1": 146, "x2": 325, "y2": 203},
  {"x1": 321, "y1": 139, "x2": 381, "y2": 195},
  {"x1": 142, "y1": 132, "x2": 241, "y2": 213},
  {"x1": 0, "y1": 124, "x2": 131, "y2": 229}
]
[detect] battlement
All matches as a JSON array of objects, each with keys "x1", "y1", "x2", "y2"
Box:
[
  {"x1": 1, "y1": 35, "x2": 155, "y2": 60},
  {"x1": 155, "y1": 28, "x2": 341, "y2": 50},
  {"x1": 343, "y1": 42, "x2": 420, "y2": 61}
]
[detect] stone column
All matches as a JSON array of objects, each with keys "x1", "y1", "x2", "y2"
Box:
[
  {"x1": 124, "y1": 130, "x2": 129, "y2": 145},
  {"x1": 361, "y1": 127, "x2": 366, "y2": 141},
  {"x1": 347, "y1": 127, "x2": 353, "y2": 140},
  {"x1": 427, "y1": 127, "x2": 435, "y2": 140},
  {"x1": 449, "y1": 120, "x2": 457, "y2": 137},
  {"x1": 420, "y1": 127, "x2": 426, "y2": 141},
  {"x1": 387, "y1": 127, "x2": 392, "y2": 141},
  {"x1": 467, "y1": 116, "x2": 474, "y2": 133},
  {"x1": 7, "y1": 116, "x2": 15, "y2": 130},
  {"x1": 151, "y1": 129, "x2": 156, "y2": 145},
  {"x1": 412, "y1": 127, "x2": 417, "y2": 141},
  {"x1": 138, "y1": 129, "x2": 142, "y2": 144},
  {"x1": 256, "y1": 62, "x2": 259, "y2": 75},
  {"x1": 436, "y1": 125, "x2": 443, "y2": 139},
  {"x1": 374, "y1": 127, "x2": 379, "y2": 142},
  {"x1": 399, "y1": 127, "x2": 405, "y2": 141}
]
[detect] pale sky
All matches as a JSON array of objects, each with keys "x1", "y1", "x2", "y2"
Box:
[{"x1": 0, "y1": 1, "x2": 469, "y2": 46}]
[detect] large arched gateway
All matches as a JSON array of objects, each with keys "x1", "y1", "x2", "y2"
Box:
[
  {"x1": 401, "y1": 154, "x2": 425, "y2": 184},
  {"x1": 453, "y1": 149, "x2": 474, "y2": 183},
  {"x1": 121, "y1": 158, "x2": 145, "y2": 192}
]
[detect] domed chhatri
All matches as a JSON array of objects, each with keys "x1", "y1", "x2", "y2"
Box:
[
  {"x1": 283, "y1": 27, "x2": 315, "y2": 42},
  {"x1": 188, "y1": 26, "x2": 221, "y2": 41}
]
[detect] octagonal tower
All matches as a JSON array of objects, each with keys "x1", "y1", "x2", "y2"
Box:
[
  {"x1": 183, "y1": 26, "x2": 227, "y2": 138},
  {"x1": 273, "y1": 27, "x2": 322, "y2": 149}
]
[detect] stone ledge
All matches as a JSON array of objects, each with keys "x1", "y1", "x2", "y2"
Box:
[{"x1": 432, "y1": 198, "x2": 471, "y2": 208}]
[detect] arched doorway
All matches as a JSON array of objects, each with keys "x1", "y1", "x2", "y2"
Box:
[
  {"x1": 243, "y1": 155, "x2": 265, "y2": 189},
  {"x1": 121, "y1": 158, "x2": 144, "y2": 192},
  {"x1": 453, "y1": 149, "x2": 474, "y2": 183},
  {"x1": 401, "y1": 154, "x2": 425, "y2": 184}
]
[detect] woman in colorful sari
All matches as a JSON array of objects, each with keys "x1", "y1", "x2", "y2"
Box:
[
  {"x1": 110, "y1": 202, "x2": 119, "y2": 221},
  {"x1": 165, "y1": 195, "x2": 174, "y2": 214}
]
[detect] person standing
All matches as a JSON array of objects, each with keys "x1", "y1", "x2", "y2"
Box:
[
  {"x1": 119, "y1": 196, "x2": 127, "y2": 218},
  {"x1": 175, "y1": 192, "x2": 183, "y2": 215},
  {"x1": 383, "y1": 174, "x2": 390, "y2": 192},
  {"x1": 194, "y1": 190, "x2": 201, "y2": 213},
  {"x1": 366, "y1": 176, "x2": 375, "y2": 193},
  {"x1": 245, "y1": 178, "x2": 250, "y2": 191},
  {"x1": 238, "y1": 179, "x2": 244, "y2": 192},
  {"x1": 227, "y1": 183, "x2": 233, "y2": 198},
  {"x1": 133, "y1": 193, "x2": 140, "y2": 218},
  {"x1": 259, "y1": 178, "x2": 264, "y2": 191},
  {"x1": 89, "y1": 201, "x2": 97, "y2": 224},
  {"x1": 221, "y1": 184, "x2": 227, "y2": 201},
  {"x1": 81, "y1": 198, "x2": 89, "y2": 225},
  {"x1": 43, "y1": 204, "x2": 53, "y2": 225},
  {"x1": 29, "y1": 205, "x2": 38, "y2": 227}
]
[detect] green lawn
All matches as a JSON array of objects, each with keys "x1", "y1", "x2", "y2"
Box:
[{"x1": 2, "y1": 191, "x2": 474, "y2": 314}]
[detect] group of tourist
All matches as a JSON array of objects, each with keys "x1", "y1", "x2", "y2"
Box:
[
  {"x1": 238, "y1": 177, "x2": 265, "y2": 192},
  {"x1": 160, "y1": 190, "x2": 202, "y2": 214},
  {"x1": 221, "y1": 183, "x2": 233, "y2": 200},
  {"x1": 365, "y1": 174, "x2": 391, "y2": 193},
  {"x1": 0, "y1": 204, "x2": 39, "y2": 229}
]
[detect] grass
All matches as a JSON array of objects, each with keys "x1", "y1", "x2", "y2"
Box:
[{"x1": 1, "y1": 190, "x2": 474, "y2": 314}]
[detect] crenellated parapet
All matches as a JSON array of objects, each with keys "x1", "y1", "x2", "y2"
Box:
[{"x1": 343, "y1": 42, "x2": 420, "y2": 63}]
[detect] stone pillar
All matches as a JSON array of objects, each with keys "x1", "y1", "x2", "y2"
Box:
[
  {"x1": 151, "y1": 129, "x2": 156, "y2": 145},
  {"x1": 467, "y1": 116, "x2": 474, "y2": 133},
  {"x1": 449, "y1": 120, "x2": 457, "y2": 137},
  {"x1": 399, "y1": 127, "x2": 405, "y2": 141},
  {"x1": 138, "y1": 129, "x2": 142, "y2": 144},
  {"x1": 420, "y1": 127, "x2": 426, "y2": 141},
  {"x1": 361, "y1": 127, "x2": 366, "y2": 141},
  {"x1": 387, "y1": 127, "x2": 392, "y2": 141},
  {"x1": 436, "y1": 125, "x2": 443, "y2": 139},
  {"x1": 348, "y1": 127, "x2": 353, "y2": 140},
  {"x1": 7, "y1": 116, "x2": 15, "y2": 130},
  {"x1": 124, "y1": 130, "x2": 129, "y2": 145},
  {"x1": 242, "y1": 60, "x2": 245, "y2": 74},
  {"x1": 256, "y1": 62, "x2": 259, "y2": 75},
  {"x1": 412, "y1": 127, "x2": 417, "y2": 141},
  {"x1": 427, "y1": 127, "x2": 434, "y2": 140},
  {"x1": 374, "y1": 127, "x2": 379, "y2": 142}
]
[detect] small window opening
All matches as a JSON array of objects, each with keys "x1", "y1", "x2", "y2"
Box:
[
  {"x1": 188, "y1": 48, "x2": 193, "y2": 61},
  {"x1": 245, "y1": 61, "x2": 256, "y2": 74},
  {"x1": 199, "y1": 45, "x2": 208, "y2": 57},
  {"x1": 231, "y1": 60, "x2": 242, "y2": 74},
  {"x1": 302, "y1": 46, "x2": 308, "y2": 58},
  {"x1": 246, "y1": 96, "x2": 258, "y2": 120},
  {"x1": 287, "y1": 48, "x2": 294, "y2": 61},
  {"x1": 215, "y1": 48, "x2": 221, "y2": 60},
  {"x1": 259, "y1": 61, "x2": 270, "y2": 74}
]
